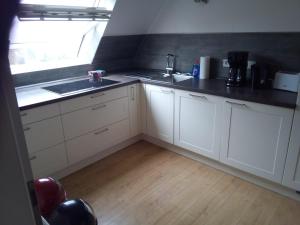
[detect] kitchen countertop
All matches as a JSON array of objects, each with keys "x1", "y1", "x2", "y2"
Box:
[{"x1": 16, "y1": 71, "x2": 298, "y2": 110}]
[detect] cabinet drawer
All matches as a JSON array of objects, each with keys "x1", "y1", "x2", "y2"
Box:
[
  {"x1": 20, "y1": 103, "x2": 60, "y2": 125},
  {"x1": 62, "y1": 97, "x2": 129, "y2": 140},
  {"x1": 23, "y1": 116, "x2": 64, "y2": 154},
  {"x1": 60, "y1": 86, "x2": 128, "y2": 114},
  {"x1": 66, "y1": 119, "x2": 130, "y2": 165},
  {"x1": 29, "y1": 143, "x2": 67, "y2": 178}
]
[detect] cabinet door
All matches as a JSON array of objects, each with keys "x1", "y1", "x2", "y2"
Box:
[
  {"x1": 174, "y1": 90, "x2": 223, "y2": 160},
  {"x1": 23, "y1": 116, "x2": 64, "y2": 154},
  {"x1": 128, "y1": 84, "x2": 141, "y2": 137},
  {"x1": 220, "y1": 99, "x2": 293, "y2": 183},
  {"x1": 282, "y1": 87, "x2": 300, "y2": 190},
  {"x1": 146, "y1": 85, "x2": 174, "y2": 144},
  {"x1": 29, "y1": 143, "x2": 67, "y2": 178},
  {"x1": 66, "y1": 119, "x2": 130, "y2": 165}
]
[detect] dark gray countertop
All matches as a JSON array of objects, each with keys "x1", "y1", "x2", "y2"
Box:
[{"x1": 16, "y1": 71, "x2": 298, "y2": 111}]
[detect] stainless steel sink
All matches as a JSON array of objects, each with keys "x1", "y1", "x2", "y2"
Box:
[
  {"x1": 43, "y1": 78, "x2": 120, "y2": 95},
  {"x1": 125, "y1": 72, "x2": 193, "y2": 84}
]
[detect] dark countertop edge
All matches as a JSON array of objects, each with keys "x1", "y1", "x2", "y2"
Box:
[
  {"x1": 141, "y1": 80, "x2": 297, "y2": 109},
  {"x1": 18, "y1": 76, "x2": 297, "y2": 111},
  {"x1": 19, "y1": 80, "x2": 139, "y2": 111}
]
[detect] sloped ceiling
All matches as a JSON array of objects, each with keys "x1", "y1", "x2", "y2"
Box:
[
  {"x1": 104, "y1": 0, "x2": 167, "y2": 36},
  {"x1": 105, "y1": 0, "x2": 300, "y2": 36}
]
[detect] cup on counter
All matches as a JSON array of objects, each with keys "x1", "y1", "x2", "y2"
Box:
[{"x1": 88, "y1": 70, "x2": 106, "y2": 83}]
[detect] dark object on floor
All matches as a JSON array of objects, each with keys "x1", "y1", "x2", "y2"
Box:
[
  {"x1": 34, "y1": 177, "x2": 67, "y2": 218},
  {"x1": 48, "y1": 199, "x2": 98, "y2": 225}
]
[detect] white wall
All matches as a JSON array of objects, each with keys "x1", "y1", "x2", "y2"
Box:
[
  {"x1": 148, "y1": 0, "x2": 300, "y2": 34},
  {"x1": 104, "y1": 0, "x2": 167, "y2": 36}
]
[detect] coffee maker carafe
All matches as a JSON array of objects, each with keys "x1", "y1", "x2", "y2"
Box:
[{"x1": 226, "y1": 51, "x2": 249, "y2": 87}]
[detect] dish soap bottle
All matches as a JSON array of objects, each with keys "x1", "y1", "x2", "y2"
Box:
[{"x1": 192, "y1": 59, "x2": 200, "y2": 78}]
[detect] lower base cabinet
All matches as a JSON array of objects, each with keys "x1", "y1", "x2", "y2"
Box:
[
  {"x1": 174, "y1": 90, "x2": 223, "y2": 160},
  {"x1": 66, "y1": 119, "x2": 130, "y2": 165},
  {"x1": 220, "y1": 99, "x2": 294, "y2": 183},
  {"x1": 146, "y1": 85, "x2": 174, "y2": 144},
  {"x1": 30, "y1": 143, "x2": 67, "y2": 178}
]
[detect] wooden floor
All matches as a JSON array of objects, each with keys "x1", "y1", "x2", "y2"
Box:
[{"x1": 61, "y1": 141, "x2": 300, "y2": 225}]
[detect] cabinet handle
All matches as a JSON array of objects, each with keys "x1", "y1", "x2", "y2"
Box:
[
  {"x1": 226, "y1": 101, "x2": 247, "y2": 108},
  {"x1": 29, "y1": 156, "x2": 37, "y2": 161},
  {"x1": 21, "y1": 112, "x2": 27, "y2": 117},
  {"x1": 189, "y1": 93, "x2": 207, "y2": 100},
  {"x1": 91, "y1": 104, "x2": 106, "y2": 111},
  {"x1": 90, "y1": 92, "x2": 105, "y2": 99},
  {"x1": 94, "y1": 128, "x2": 109, "y2": 135},
  {"x1": 161, "y1": 89, "x2": 173, "y2": 94},
  {"x1": 131, "y1": 86, "x2": 135, "y2": 101},
  {"x1": 23, "y1": 127, "x2": 31, "y2": 131}
]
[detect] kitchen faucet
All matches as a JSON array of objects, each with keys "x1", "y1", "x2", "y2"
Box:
[{"x1": 164, "y1": 54, "x2": 175, "y2": 77}]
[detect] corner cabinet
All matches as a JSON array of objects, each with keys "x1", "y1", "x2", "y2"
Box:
[
  {"x1": 174, "y1": 90, "x2": 223, "y2": 160},
  {"x1": 220, "y1": 99, "x2": 294, "y2": 183},
  {"x1": 282, "y1": 86, "x2": 300, "y2": 191},
  {"x1": 146, "y1": 84, "x2": 174, "y2": 144}
]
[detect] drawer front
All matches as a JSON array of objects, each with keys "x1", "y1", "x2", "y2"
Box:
[
  {"x1": 20, "y1": 103, "x2": 60, "y2": 125},
  {"x1": 24, "y1": 116, "x2": 64, "y2": 154},
  {"x1": 66, "y1": 119, "x2": 130, "y2": 165},
  {"x1": 60, "y1": 86, "x2": 128, "y2": 114},
  {"x1": 62, "y1": 97, "x2": 129, "y2": 140},
  {"x1": 29, "y1": 143, "x2": 67, "y2": 178}
]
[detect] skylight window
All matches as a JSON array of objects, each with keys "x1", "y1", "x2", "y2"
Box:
[{"x1": 9, "y1": 0, "x2": 116, "y2": 74}]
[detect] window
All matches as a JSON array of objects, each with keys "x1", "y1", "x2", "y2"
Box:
[{"x1": 9, "y1": 0, "x2": 116, "y2": 74}]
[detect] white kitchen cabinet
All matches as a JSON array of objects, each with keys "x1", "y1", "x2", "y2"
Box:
[
  {"x1": 59, "y1": 86, "x2": 128, "y2": 114},
  {"x1": 62, "y1": 97, "x2": 129, "y2": 140},
  {"x1": 146, "y1": 84, "x2": 174, "y2": 144},
  {"x1": 128, "y1": 84, "x2": 141, "y2": 137},
  {"x1": 174, "y1": 90, "x2": 223, "y2": 160},
  {"x1": 23, "y1": 116, "x2": 64, "y2": 154},
  {"x1": 220, "y1": 99, "x2": 294, "y2": 183},
  {"x1": 29, "y1": 143, "x2": 67, "y2": 178},
  {"x1": 66, "y1": 119, "x2": 130, "y2": 165},
  {"x1": 20, "y1": 103, "x2": 60, "y2": 125},
  {"x1": 282, "y1": 86, "x2": 300, "y2": 190}
]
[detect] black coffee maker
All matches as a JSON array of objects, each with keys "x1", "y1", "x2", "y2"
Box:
[{"x1": 226, "y1": 51, "x2": 249, "y2": 87}]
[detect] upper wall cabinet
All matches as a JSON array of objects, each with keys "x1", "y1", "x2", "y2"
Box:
[
  {"x1": 220, "y1": 99, "x2": 294, "y2": 183},
  {"x1": 146, "y1": 84, "x2": 174, "y2": 144},
  {"x1": 174, "y1": 90, "x2": 223, "y2": 160},
  {"x1": 282, "y1": 87, "x2": 300, "y2": 190}
]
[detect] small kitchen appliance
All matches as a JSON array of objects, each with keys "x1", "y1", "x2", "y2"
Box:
[
  {"x1": 273, "y1": 71, "x2": 300, "y2": 92},
  {"x1": 250, "y1": 63, "x2": 272, "y2": 89},
  {"x1": 226, "y1": 51, "x2": 249, "y2": 87}
]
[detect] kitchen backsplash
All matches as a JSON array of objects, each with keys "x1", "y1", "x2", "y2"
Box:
[
  {"x1": 134, "y1": 33, "x2": 300, "y2": 78},
  {"x1": 14, "y1": 32, "x2": 300, "y2": 86}
]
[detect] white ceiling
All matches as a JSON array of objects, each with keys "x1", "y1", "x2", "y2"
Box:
[{"x1": 104, "y1": 0, "x2": 300, "y2": 36}]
